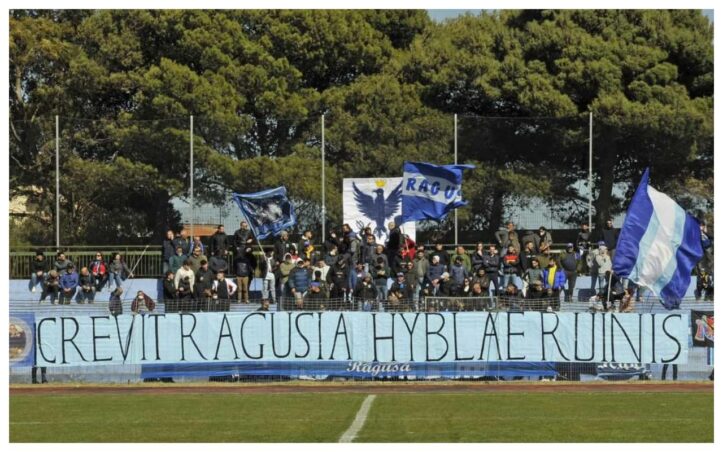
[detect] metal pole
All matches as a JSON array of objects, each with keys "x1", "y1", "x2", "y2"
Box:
[
  {"x1": 55, "y1": 115, "x2": 60, "y2": 249},
  {"x1": 588, "y1": 111, "x2": 593, "y2": 230},
  {"x1": 321, "y1": 114, "x2": 326, "y2": 242},
  {"x1": 190, "y1": 115, "x2": 194, "y2": 239},
  {"x1": 454, "y1": 113, "x2": 458, "y2": 245}
]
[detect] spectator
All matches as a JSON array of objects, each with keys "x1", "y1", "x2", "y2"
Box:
[
  {"x1": 699, "y1": 222, "x2": 713, "y2": 273},
  {"x1": 175, "y1": 259, "x2": 196, "y2": 310},
  {"x1": 169, "y1": 246, "x2": 186, "y2": 274},
  {"x1": 482, "y1": 245, "x2": 501, "y2": 296},
  {"x1": 438, "y1": 272, "x2": 459, "y2": 297},
  {"x1": 386, "y1": 221, "x2": 402, "y2": 263},
  {"x1": 232, "y1": 221, "x2": 254, "y2": 257},
  {"x1": 257, "y1": 298, "x2": 271, "y2": 312},
  {"x1": 54, "y1": 251, "x2": 72, "y2": 273},
  {"x1": 412, "y1": 249, "x2": 429, "y2": 302},
  {"x1": 501, "y1": 245, "x2": 521, "y2": 290},
  {"x1": 195, "y1": 260, "x2": 214, "y2": 304},
  {"x1": 353, "y1": 273, "x2": 377, "y2": 311},
  {"x1": 495, "y1": 221, "x2": 521, "y2": 253},
  {"x1": 162, "y1": 230, "x2": 176, "y2": 274},
  {"x1": 590, "y1": 243, "x2": 612, "y2": 292},
  {"x1": 388, "y1": 272, "x2": 413, "y2": 312},
  {"x1": 426, "y1": 255, "x2": 446, "y2": 296},
  {"x1": 274, "y1": 230, "x2": 295, "y2": 265},
  {"x1": 314, "y1": 258, "x2": 331, "y2": 282},
  {"x1": 349, "y1": 261, "x2": 366, "y2": 296},
  {"x1": 344, "y1": 230, "x2": 362, "y2": 267},
  {"x1": 76, "y1": 266, "x2": 95, "y2": 304},
  {"x1": 324, "y1": 244, "x2": 340, "y2": 268},
  {"x1": 328, "y1": 257, "x2": 351, "y2": 301},
  {"x1": 313, "y1": 267, "x2": 331, "y2": 300},
  {"x1": 458, "y1": 277, "x2": 472, "y2": 297},
  {"x1": 40, "y1": 269, "x2": 60, "y2": 304},
  {"x1": 452, "y1": 246, "x2": 471, "y2": 273},
  {"x1": 519, "y1": 241, "x2": 537, "y2": 273},
  {"x1": 109, "y1": 287, "x2": 123, "y2": 316},
  {"x1": 29, "y1": 249, "x2": 49, "y2": 293},
  {"x1": 297, "y1": 230, "x2": 314, "y2": 261},
  {"x1": 209, "y1": 225, "x2": 229, "y2": 257},
  {"x1": 173, "y1": 229, "x2": 191, "y2": 257},
  {"x1": 233, "y1": 247, "x2": 255, "y2": 304},
  {"x1": 212, "y1": 271, "x2": 237, "y2": 312},
  {"x1": 288, "y1": 260, "x2": 311, "y2": 304},
  {"x1": 304, "y1": 281, "x2": 327, "y2": 311},
  {"x1": 389, "y1": 248, "x2": 407, "y2": 276},
  {"x1": 429, "y1": 242, "x2": 450, "y2": 267},
  {"x1": 520, "y1": 229, "x2": 537, "y2": 252},
  {"x1": 188, "y1": 246, "x2": 207, "y2": 274},
  {"x1": 209, "y1": 248, "x2": 229, "y2": 275},
  {"x1": 259, "y1": 250, "x2": 276, "y2": 303},
  {"x1": 59, "y1": 263, "x2": 79, "y2": 305},
  {"x1": 601, "y1": 218, "x2": 619, "y2": 259},
  {"x1": 525, "y1": 280, "x2": 547, "y2": 311},
  {"x1": 576, "y1": 223, "x2": 592, "y2": 273},
  {"x1": 471, "y1": 242, "x2": 486, "y2": 273},
  {"x1": 108, "y1": 252, "x2": 133, "y2": 290},
  {"x1": 695, "y1": 269, "x2": 713, "y2": 301},
  {"x1": 559, "y1": 243, "x2": 580, "y2": 302},
  {"x1": 190, "y1": 236, "x2": 205, "y2": 256},
  {"x1": 400, "y1": 234, "x2": 416, "y2": 262},
  {"x1": 88, "y1": 252, "x2": 108, "y2": 292},
  {"x1": 278, "y1": 253, "x2": 295, "y2": 296},
  {"x1": 361, "y1": 234, "x2": 377, "y2": 270},
  {"x1": 619, "y1": 290, "x2": 636, "y2": 313},
  {"x1": 450, "y1": 256, "x2": 469, "y2": 287},
  {"x1": 522, "y1": 258, "x2": 543, "y2": 296},
  {"x1": 372, "y1": 244, "x2": 389, "y2": 269},
  {"x1": 536, "y1": 244, "x2": 552, "y2": 269},
  {"x1": 471, "y1": 268, "x2": 491, "y2": 295},
  {"x1": 324, "y1": 230, "x2": 341, "y2": 255},
  {"x1": 468, "y1": 281, "x2": 489, "y2": 310},
  {"x1": 500, "y1": 283, "x2": 522, "y2": 310},
  {"x1": 533, "y1": 226, "x2": 553, "y2": 254},
  {"x1": 601, "y1": 271, "x2": 626, "y2": 310},
  {"x1": 131, "y1": 290, "x2": 156, "y2": 314},
  {"x1": 542, "y1": 259, "x2": 566, "y2": 311},
  {"x1": 372, "y1": 256, "x2": 390, "y2": 302},
  {"x1": 162, "y1": 271, "x2": 178, "y2": 312}
]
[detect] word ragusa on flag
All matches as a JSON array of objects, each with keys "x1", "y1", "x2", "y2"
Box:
[
  {"x1": 232, "y1": 187, "x2": 296, "y2": 240},
  {"x1": 612, "y1": 168, "x2": 703, "y2": 310},
  {"x1": 400, "y1": 161, "x2": 474, "y2": 223}
]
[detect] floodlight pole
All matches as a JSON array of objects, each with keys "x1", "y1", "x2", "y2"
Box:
[
  {"x1": 588, "y1": 111, "x2": 594, "y2": 231},
  {"x1": 55, "y1": 115, "x2": 60, "y2": 249}
]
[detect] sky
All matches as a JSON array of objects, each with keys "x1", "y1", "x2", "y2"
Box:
[{"x1": 428, "y1": 9, "x2": 713, "y2": 22}]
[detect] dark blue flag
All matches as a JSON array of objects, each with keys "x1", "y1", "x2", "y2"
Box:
[{"x1": 232, "y1": 187, "x2": 296, "y2": 240}]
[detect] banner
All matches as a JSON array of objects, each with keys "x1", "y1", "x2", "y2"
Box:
[
  {"x1": 34, "y1": 312, "x2": 688, "y2": 367},
  {"x1": 343, "y1": 178, "x2": 415, "y2": 244},
  {"x1": 232, "y1": 186, "x2": 296, "y2": 240},
  {"x1": 691, "y1": 311, "x2": 714, "y2": 347}
]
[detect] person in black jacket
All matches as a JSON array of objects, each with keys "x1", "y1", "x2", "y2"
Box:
[
  {"x1": 162, "y1": 230, "x2": 176, "y2": 274},
  {"x1": 162, "y1": 271, "x2": 178, "y2": 313},
  {"x1": 232, "y1": 221, "x2": 254, "y2": 257},
  {"x1": 482, "y1": 245, "x2": 501, "y2": 297},
  {"x1": 29, "y1": 249, "x2": 49, "y2": 293},
  {"x1": 601, "y1": 219, "x2": 619, "y2": 259},
  {"x1": 173, "y1": 229, "x2": 191, "y2": 257},
  {"x1": 386, "y1": 221, "x2": 401, "y2": 263},
  {"x1": 429, "y1": 242, "x2": 450, "y2": 267},
  {"x1": 233, "y1": 248, "x2": 256, "y2": 303},
  {"x1": 209, "y1": 225, "x2": 229, "y2": 257},
  {"x1": 209, "y1": 249, "x2": 229, "y2": 275},
  {"x1": 274, "y1": 230, "x2": 295, "y2": 265},
  {"x1": 194, "y1": 260, "x2": 214, "y2": 307}
]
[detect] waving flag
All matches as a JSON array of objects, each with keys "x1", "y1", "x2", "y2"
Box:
[
  {"x1": 612, "y1": 169, "x2": 703, "y2": 309},
  {"x1": 400, "y1": 161, "x2": 475, "y2": 223},
  {"x1": 232, "y1": 187, "x2": 296, "y2": 240}
]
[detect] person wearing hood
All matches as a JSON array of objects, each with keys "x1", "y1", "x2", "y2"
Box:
[{"x1": 328, "y1": 257, "x2": 351, "y2": 300}]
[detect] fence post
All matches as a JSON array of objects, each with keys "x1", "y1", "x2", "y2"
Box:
[{"x1": 55, "y1": 115, "x2": 60, "y2": 249}]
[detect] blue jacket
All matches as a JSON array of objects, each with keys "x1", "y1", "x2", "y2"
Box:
[
  {"x1": 60, "y1": 271, "x2": 79, "y2": 290},
  {"x1": 427, "y1": 263, "x2": 446, "y2": 282},
  {"x1": 542, "y1": 266, "x2": 567, "y2": 290},
  {"x1": 288, "y1": 267, "x2": 310, "y2": 293}
]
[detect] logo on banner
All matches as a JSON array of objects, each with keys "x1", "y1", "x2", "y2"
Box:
[
  {"x1": 347, "y1": 361, "x2": 412, "y2": 376},
  {"x1": 9, "y1": 317, "x2": 33, "y2": 364}
]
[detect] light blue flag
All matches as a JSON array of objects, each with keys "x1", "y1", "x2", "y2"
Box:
[
  {"x1": 612, "y1": 168, "x2": 703, "y2": 309},
  {"x1": 232, "y1": 187, "x2": 296, "y2": 240},
  {"x1": 400, "y1": 161, "x2": 475, "y2": 223}
]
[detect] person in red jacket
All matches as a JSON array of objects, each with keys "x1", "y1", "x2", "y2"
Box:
[{"x1": 88, "y1": 252, "x2": 108, "y2": 292}]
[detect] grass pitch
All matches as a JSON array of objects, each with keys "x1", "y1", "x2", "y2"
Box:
[{"x1": 10, "y1": 388, "x2": 712, "y2": 442}]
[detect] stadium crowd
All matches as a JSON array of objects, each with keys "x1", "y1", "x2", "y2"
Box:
[{"x1": 26, "y1": 219, "x2": 714, "y2": 314}]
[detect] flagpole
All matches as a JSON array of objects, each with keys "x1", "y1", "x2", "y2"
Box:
[
  {"x1": 321, "y1": 114, "x2": 326, "y2": 242},
  {"x1": 589, "y1": 111, "x2": 593, "y2": 230},
  {"x1": 454, "y1": 113, "x2": 458, "y2": 246}
]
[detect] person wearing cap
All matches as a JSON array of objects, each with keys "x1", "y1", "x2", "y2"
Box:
[
  {"x1": 328, "y1": 257, "x2": 351, "y2": 301},
  {"x1": 559, "y1": 243, "x2": 581, "y2": 302},
  {"x1": 108, "y1": 287, "x2": 124, "y2": 316},
  {"x1": 304, "y1": 281, "x2": 327, "y2": 310},
  {"x1": 29, "y1": 249, "x2": 49, "y2": 293},
  {"x1": 388, "y1": 272, "x2": 414, "y2": 311},
  {"x1": 59, "y1": 263, "x2": 79, "y2": 305},
  {"x1": 533, "y1": 226, "x2": 553, "y2": 254}
]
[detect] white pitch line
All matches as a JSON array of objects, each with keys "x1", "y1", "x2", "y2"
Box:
[{"x1": 338, "y1": 394, "x2": 376, "y2": 443}]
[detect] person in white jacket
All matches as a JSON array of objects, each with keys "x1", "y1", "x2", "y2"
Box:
[{"x1": 591, "y1": 244, "x2": 612, "y2": 293}]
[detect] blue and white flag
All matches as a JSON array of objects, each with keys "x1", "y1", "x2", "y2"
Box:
[
  {"x1": 232, "y1": 187, "x2": 296, "y2": 240},
  {"x1": 400, "y1": 161, "x2": 475, "y2": 223},
  {"x1": 612, "y1": 169, "x2": 703, "y2": 309}
]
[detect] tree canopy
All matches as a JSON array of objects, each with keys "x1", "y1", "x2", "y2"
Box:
[{"x1": 10, "y1": 9, "x2": 713, "y2": 245}]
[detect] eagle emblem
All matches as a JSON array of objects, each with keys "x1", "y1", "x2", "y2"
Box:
[{"x1": 352, "y1": 181, "x2": 403, "y2": 239}]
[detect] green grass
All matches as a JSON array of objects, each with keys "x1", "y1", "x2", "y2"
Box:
[
  {"x1": 356, "y1": 393, "x2": 713, "y2": 442},
  {"x1": 10, "y1": 391, "x2": 713, "y2": 442},
  {"x1": 9, "y1": 393, "x2": 366, "y2": 442}
]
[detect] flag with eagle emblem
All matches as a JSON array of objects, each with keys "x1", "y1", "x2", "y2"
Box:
[
  {"x1": 343, "y1": 178, "x2": 416, "y2": 242},
  {"x1": 232, "y1": 187, "x2": 296, "y2": 240}
]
